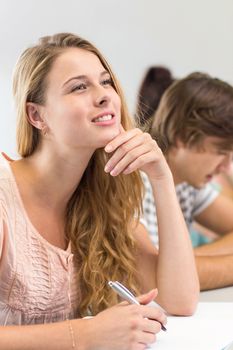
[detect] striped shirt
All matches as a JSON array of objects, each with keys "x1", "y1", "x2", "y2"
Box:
[{"x1": 141, "y1": 172, "x2": 219, "y2": 246}]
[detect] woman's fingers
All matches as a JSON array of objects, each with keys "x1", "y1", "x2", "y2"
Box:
[
  {"x1": 105, "y1": 145, "x2": 155, "y2": 176},
  {"x1": 137, "y1": 289, "x2": 158, "y2": 304},
  {"x1": 122, "y1": 149, "x2": 159, "y2": 175},
  {"x1": 137, "y1": 331, "x2": 157, "y2": 346},
  {"x1": 143, "y1": 318, "x2": 161, "y2": 335},
  {"x1": 104, "y1": 126, "x2": 170, "y2": 180},
  {"x1": 91, "y1": 301, "x2": 164, "y2": 350},
  {"x1": 141, "y1": 304, "x2": 167, "y2": 327},
  {"x1": 105, "y1": 128, "x2": 142, "y2": 153},
  {"x1": 104, "y1": 129, "x2": 159, "y2": 176},
  {"x1": 133, "y1": 316, "x2": 161, "y2": 345},
  {"x1": 136, "y1": 290, "x2": 167, "y2": 334}
]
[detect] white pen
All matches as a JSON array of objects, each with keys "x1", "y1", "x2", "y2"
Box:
[
  {"x1": 108, "y1": 280, "x2": 167, "y2": 331},
  {"x1": 108, "y1": 280, "x2": 140, "y2": 305}
]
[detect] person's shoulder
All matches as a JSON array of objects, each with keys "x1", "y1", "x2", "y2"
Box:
[
  {"x1": 0, "y1": 152, "x2": 15, "y2": 203},
  {"x1": 176, "y1": 182, "x2": 218, "y2": 197},
  {"x1": 176, "y1": 182, "x2": 197, "y2": 200},
  {"x1": 0, "y1": 152, "x2": 12, "y2": 179},
  {"x1": 195, "y1": 182, "x2": 219, "y2": 198},
  {"x1": 191, "y1": 183, "x2": 219, "y2": 215}
]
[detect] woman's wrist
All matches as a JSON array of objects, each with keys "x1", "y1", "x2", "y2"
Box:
[
  {"x1": 66, "y1": 320, "x2": 76, "y2": 349},
  {"x1": 148, "y1": 169, "x2": 174, "y2": 188},
  {"x1": 71, "y1": 318, "x2": 94, "y2": 350}
]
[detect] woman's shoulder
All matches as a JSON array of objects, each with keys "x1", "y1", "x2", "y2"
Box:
[
  {"x1": 0, "y1": 152, "x2": 13, "y2": 176},
  {"x1": 0, "y1": 152, "x2": 16, "y2": 204}
]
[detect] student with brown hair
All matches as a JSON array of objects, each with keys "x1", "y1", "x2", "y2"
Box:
[
  {"x1": 0, "y1": 33, "x2": 199, "y2": 349},
  {"x1": 136, "y1": 66, "x2": 212, "y2": 247},
  {"x1": 141, "y1": 72, "x2": 233, "y2": 291}
]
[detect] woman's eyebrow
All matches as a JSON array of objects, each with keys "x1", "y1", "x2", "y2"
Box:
[
  {"x1": 63, "y1": 75, "x2": 87, "y2": 87},
  {"x1": 63, "y1": 71, "x2": 110, "y2": 87}
]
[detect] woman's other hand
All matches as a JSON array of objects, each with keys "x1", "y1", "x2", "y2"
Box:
[{"x1": 78, "y1": 289, "x2": 166, "y2": 350}]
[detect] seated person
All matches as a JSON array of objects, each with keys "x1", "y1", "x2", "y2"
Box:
[
  {"x1": 0, "y1": 33, "x2": 199, "y2": 349},
  {"x1": 139, "y1": 72, "x2": 233, "y2": 291},
  {"x1": 136, "y1": 66, "x2": 221, "y2": 247}
]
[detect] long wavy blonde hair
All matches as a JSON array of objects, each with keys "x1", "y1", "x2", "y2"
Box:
[{"x1": 13, "y1": 33, "x2": 143, "y2": 316}]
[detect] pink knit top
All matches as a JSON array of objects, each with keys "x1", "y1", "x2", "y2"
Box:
[{"x1": 0, "y1": 153, "x2": 80, "y2": 325}]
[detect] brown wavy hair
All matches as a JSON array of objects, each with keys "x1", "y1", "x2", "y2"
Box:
[
  {"x1": 13, "y1": 33, "x2": 143, "y2": 316},
  {"x1": 151, "y1": 72, "x2": 233, "y2": 154}
]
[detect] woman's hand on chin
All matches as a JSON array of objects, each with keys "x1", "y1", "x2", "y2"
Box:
[{"x1": 104, "y1": 126, "x2": 171, "y2": 182}]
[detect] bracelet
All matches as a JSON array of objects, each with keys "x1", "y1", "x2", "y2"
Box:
[{"x1": 67, "y1": 319, "x2": 76, "y2": 349}]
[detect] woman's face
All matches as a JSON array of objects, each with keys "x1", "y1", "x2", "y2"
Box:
[{"x1": 37, "y1": 47, "x2": 122, "y2": 152}]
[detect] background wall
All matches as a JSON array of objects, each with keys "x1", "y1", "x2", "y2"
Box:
[{"x1": 1, "y1": 0, "x2": 233, "y2": 156}]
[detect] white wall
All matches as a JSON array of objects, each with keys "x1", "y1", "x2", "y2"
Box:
[{"x1": 1, "y1": 0, "x2": 233, "y2": 156}]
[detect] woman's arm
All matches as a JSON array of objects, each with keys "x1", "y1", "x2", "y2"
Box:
[
  {"x1": 0, "y1": 293, "x2": 166, "y2": 350},
  {"x1": 147, "y1": 174, "x2": 199, "y2": 315},
  {"x1": 0, "y1": 320, "x2": 78, "y2": 350},
  {"x1": 104, "y1": 128, "x2": 199, "y2": 316},
  {"x1": 135, "y1": 145, "x2": 199, "y2": 315},
  {"x1": 134, "y1": 176, "x2": 199, "y2": 315}
]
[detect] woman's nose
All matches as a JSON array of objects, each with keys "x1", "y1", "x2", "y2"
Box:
[{"x1": 94, "y1": 86, "x2": 111, "y2": 107}]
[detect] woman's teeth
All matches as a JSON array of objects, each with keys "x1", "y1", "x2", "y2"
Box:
[{"x1": 93, "y1": 114, "x2": 113, "y2": 122}]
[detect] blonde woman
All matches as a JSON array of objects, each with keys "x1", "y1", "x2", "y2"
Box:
[{"x1": 0, "y1": 33, "x2": 199, "y2": 349}]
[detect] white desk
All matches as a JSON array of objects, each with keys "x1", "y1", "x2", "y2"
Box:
[
  {"x1": 150, "y1": 302, "x2": 233, "y2": 350},
  {"x1": 199, "y1": 286, "x2": 233, "y2": 302}
]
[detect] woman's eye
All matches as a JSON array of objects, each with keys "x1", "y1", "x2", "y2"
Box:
[
  {"x1": 101, "y1": 78, "x2": 113, "y2": 86},
  {"x1": 71, "y1": 83, "x2": 86, "y2": 92}
]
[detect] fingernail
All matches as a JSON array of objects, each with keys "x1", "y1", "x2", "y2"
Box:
[
  {"x1": 104, "y1": 164, "x2": 110, "y2": 172},
  {"x1": 110, "y1": 169, "x2": 117, "y2": 176}
]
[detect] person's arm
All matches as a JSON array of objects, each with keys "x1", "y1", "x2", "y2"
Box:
[
  {"x1": 104, "y1": 128, "x2": 199, "y2": 316},
  {"x1": 194, "y1": 229, "x2": 233, "y2": 290},
  {"x1": 193, "y1": 194, "x2": 233, "y2": 258},
  {"x1": 150, "y1": 174, "x2": 199, "y2": 315},
  {"x1": 195, "y1": 231, "x2": 233, "y2": 256},
  {"x1": 195, "y1": 254, "x2": 233, "y2": 290},
  {"x1": 134, "y1": 175, "x2": 199, "y2": 316},
  {"x1": 190, "y1": 187, "x2": 233, "y2": 289},
  {"x1": 0, "y1": 320, "x2": 80, "y2": 350},
  {"x1": 0, "y1": 292, "x2": 166, "y2": 350},
  {"x1": 195, "y1": 194, "x2": 233, "y2": 236}
]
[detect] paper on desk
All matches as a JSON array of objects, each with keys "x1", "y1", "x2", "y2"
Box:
[{"x1": 149, "y1": 302, "x2": 233, "y2": 350}]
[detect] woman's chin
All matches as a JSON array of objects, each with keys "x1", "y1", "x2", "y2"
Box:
[{"x1": 102, "y1": 129, "x2": 121, "y2": 147}]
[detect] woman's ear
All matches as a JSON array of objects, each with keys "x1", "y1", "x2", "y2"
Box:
[{"x1": 26, "y1": 102, "x2": 48, "y2": 134}]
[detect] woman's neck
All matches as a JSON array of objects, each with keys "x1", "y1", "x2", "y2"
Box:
[{"x1": 11, "y1": 146, "x2": 94, "y2": 213}]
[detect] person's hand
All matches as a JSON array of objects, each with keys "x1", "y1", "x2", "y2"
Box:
[
  {"x1": 104, "y1": 126, "x2": 171, "y2": 181},
  {"x1": 79, "y1": 289, "x2": 166, "y2": 350}
]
